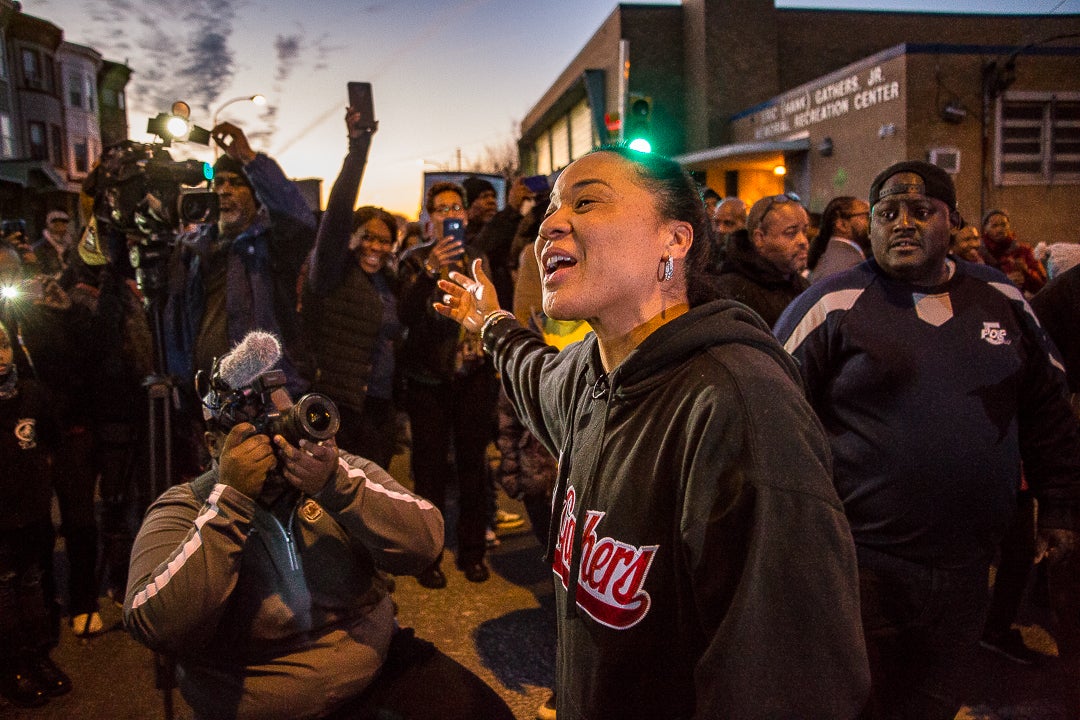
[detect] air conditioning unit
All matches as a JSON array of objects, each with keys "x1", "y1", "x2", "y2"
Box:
[{"x1": 928, "y1": 147, "x2": 960, "y2": 174}]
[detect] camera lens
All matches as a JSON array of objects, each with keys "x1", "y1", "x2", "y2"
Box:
[{"x1": 292, "y1": 394, "x2": 340, "y2": 441}]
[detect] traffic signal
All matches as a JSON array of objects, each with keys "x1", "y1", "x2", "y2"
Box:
[{"x1": 625, "y1": 94, "x2": 653, "y2": 153}]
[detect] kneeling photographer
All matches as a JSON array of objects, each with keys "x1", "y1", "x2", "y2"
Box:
[{"x1": 123, "y1": 331, "x2": 513, "y2": 720}]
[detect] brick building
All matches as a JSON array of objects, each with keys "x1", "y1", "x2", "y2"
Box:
[{"x1": 519, "y1": 1, "x2": 1080, "y2": 242}]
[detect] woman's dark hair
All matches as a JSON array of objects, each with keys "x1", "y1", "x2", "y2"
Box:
[
  {"x1": 351, "y1": 206, "x2": 398, "y2": 246},
  {"x1": 588, "y1": 144, "x2": 719, "y2": 307},
  {"x1": 807, "y1": 196, "x2": 862, "y2": 271}
]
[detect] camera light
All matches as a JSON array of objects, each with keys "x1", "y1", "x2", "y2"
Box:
[
  {"x1": 0, "y1": 285, "x2": 19, "y2": 300},
  {"x1": 165, "y1": 115, "x2": 191, "y2": 138},
  {"x1": 202, "y1": 162, "x2": 214, "y2": 181}
]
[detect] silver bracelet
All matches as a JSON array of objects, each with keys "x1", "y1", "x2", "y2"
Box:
[{"x1": 479, "y1": 309, "x2": 515, "y2": 343}]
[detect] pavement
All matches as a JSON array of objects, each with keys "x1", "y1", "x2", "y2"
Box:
[{"x1": 2, "y1": 450, "x2": 1077, "y2": 719}]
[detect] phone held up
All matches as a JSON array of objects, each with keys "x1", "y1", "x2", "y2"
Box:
[
  {"x1": 347, "y1": 82, "x2": 376, "y2": 130},
  {"x1": 443, "y1": 218, "x2": 466, "y2": 261}
]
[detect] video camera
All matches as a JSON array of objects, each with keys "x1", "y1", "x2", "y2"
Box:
[
  {"x1": 82, "y1": 103, "x2": 219, "y2": 294},
  {"x1": 205, "y1": 368, "x2": 341, "y2": 448}
]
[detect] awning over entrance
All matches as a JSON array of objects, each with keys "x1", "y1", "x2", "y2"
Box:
[
  {"x1": 674, "y1": 138, "x2": 810, "y2": 170},
  {"x1": 0, "y1": 160, "x2": 77, "y2": 192}
]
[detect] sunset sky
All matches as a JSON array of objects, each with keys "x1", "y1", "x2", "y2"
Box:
[{"x1": 30, "y1": 0, "x2": 1080, "y2": 219}]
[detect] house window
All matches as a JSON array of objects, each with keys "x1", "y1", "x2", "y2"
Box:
[
  {"x1": 73, "y1": 138, "x2": 89, "y2": 172},
  {"x1": 68, "y1": 72, "x2": 83, "y2": 107},
  {"x1": 0, "y1": 114, "x2": 14, "y2": 158},
  {"x1": 28, "y1": 121, "x2": 46, "y2": 160},
  {"x1": 84, "y1": 73, "x2": 96, "y2": 111},
  {"x1": 996, "y1": 92, "x2": 1080, "y2": 185},
  {"x1": 21, "y1": 48, "x2": 41, "y2": 89}
]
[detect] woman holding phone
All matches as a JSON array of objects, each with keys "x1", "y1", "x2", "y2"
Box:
[{"x1": 433, "y1": 146, "x2": 870, "y2": 719}]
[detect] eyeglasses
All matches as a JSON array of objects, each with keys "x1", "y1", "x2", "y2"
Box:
[
  {"x1": 212, "y1": 175, "x2": 247, "y2": 190},
  {"x1": 748, "y1": 193, "x2": 802, "y2": 232},
  {"x1": 431, "y1": 204, "x2": 464, "y2": 214}
]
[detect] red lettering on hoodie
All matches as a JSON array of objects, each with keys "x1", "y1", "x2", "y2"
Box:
[{"x1": 552, "y1": 485, "x2": 658, "y2": 629}]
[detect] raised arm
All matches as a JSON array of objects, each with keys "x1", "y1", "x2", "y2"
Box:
[{"x1": 308, "y1": 108, "x2": 377, "y2": 294}]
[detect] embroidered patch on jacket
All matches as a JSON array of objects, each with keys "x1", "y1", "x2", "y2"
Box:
[
  {"x1": 300, "y1": 498, "x2": 323, "y2": 523},
  {"x1": 913, "y1": 292, "x2": 953, "y2": 327},
  {"x1": 15, "y1": 418, "x2": 35, "y2": 450},
  {"x1": 980, "y1": 322, "x2": 1011, "y2": 346}
]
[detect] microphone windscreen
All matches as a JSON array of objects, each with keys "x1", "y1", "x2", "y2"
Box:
[{"x1": 216, "y1": 331, "x2": 282, "y2": 390}]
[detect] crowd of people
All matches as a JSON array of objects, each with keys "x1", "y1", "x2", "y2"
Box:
[{"x1": 0, "y1": 103, "x2": 1077, "y2": 719}]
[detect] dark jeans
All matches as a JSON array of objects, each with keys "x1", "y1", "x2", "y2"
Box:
[
  {"x1": 51, "y1": 426, "x2": 100, "y2": 617},
  {"x1": 984, "y1": 492, "x2": 1036, "y2": 636},
  {"x1": 404, "y1": 370, "x2": 495, "y2": 567},
  {"x1": 0, "y1": 517, "x2": 55, "y2": 661},
  {"x1": 326, "y1": 628, "x2": 514, "y2": 720},
  {"x1": 857, "y1": 546, "x2": 990, "y2": 720}
]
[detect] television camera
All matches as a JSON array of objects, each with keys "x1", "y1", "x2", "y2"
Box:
[{"x1": 82, "y1": 102, "x2": 218, "y2": 294}]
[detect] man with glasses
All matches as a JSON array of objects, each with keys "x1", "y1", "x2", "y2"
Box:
[
  {"x1": 808, "y1": 196, "x2": 870, "y2": 283},
  {"x1": 397, "y1": 183, "x2": 496, "y2": 588},
  {"x1": 164, "y1": 121, "x2": 317, "y2": 449},
  {"x1": 714, "y1": 192, "x2": 810, "y2": 327},
  {"x1": 774, "y1": 160, "x2": 1080, "y2": 719}
]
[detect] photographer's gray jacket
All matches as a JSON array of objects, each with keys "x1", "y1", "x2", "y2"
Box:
[{"x1": 124, "y1": 452, "x2": 443, "y2": 720}]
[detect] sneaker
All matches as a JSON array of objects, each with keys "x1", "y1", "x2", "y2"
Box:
[
  {"x1": 979, "y1": 628, "x2": 1044, "y2": 665},
  {"x1": 537, "y1": 690, "x2": 557, "y2": 720},
  {"x1": 0, "y1": 661, "x2": 48, "y2": 708},
  {"x1": 495, "y1": 509, "x2": 525, "y2": 530},
  {"x1": 486, "y1": 527, "x2": 501, "y2": 548},
  {"x1": 29, "y1": 654, "x2": 71, "y2": 697},
  {"x1": 71, "y1": 611, "x2": 103, "y2": 638}
]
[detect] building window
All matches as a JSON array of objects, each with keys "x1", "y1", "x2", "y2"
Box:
[
  {"x1": 50, "y1": 125, "x2": 63, "y2": 166},
  {"x1": 535, "y1": 131, "x2": 552, "y2": 176},
  {"x1": 0, "y1": 114, "x2": 14, "y2": 158},
  {"x1": 28, "y1": 121, "x2": 46, "y2": 160},
  {"x1": 551, "y1": 116, "x2": 570, "y2": 171},
  {"x1": 85, "y1": 74, "x2": 96, "y2": 111},
  {"x1": 569, "y1": 101, "x2": 595, "y2": 161},
  {"x1": 68, "y1": 72, "x2": 83, "y2": 108},
  {"x1": 996, "y1": 92, "x2": 1080, "y2": 185},
  {"x1": 73, "y1": 138, "x2": 89, "y2": 173},
  {"x1": 22, "y1": 48, "x2": 41, "y2": 89}
]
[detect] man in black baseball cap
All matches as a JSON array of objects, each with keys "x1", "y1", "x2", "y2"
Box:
[
  {"x1": 775, "y1": 159, "x2": 1080, "y2": 718},
  {"x1": 866, "y1": 159, "x2": 960, "y2": 286}
]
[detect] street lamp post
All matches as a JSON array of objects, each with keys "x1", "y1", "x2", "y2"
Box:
[{"x1": 211, "y1": 94, "x2": 266, "y2": 156}]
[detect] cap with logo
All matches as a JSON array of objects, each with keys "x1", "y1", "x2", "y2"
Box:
[{"x1": 868, "y1": 160, "x2": 956, "y2": 212}]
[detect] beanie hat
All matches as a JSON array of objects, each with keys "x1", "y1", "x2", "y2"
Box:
[
  {"x1": 212, "y1": 155, "x2": 252, "y2": 191},
  {"x1": 462, "y1": 176, "x2": 496, "y2": 208},
  {"x1": 869, "y1": 160, "x2": 956, "y2": 211}
]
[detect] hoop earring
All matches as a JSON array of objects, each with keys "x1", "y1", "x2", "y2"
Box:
[{"x1": 656, "y1": 255, "x2": 674, "y2": 282}]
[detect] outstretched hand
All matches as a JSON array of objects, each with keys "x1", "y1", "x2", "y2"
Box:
[{"x1": 433, "y1": 259, "x2": 501, "y2": 333}]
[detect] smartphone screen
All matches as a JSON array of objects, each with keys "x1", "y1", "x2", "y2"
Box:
[{"x1": 443, "y1": 218, "x2": 465, "y2": 259}]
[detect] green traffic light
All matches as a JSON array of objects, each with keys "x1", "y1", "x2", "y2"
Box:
[{"x1": 628, "y1": 138, "x2": 652, "y2": 153}]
